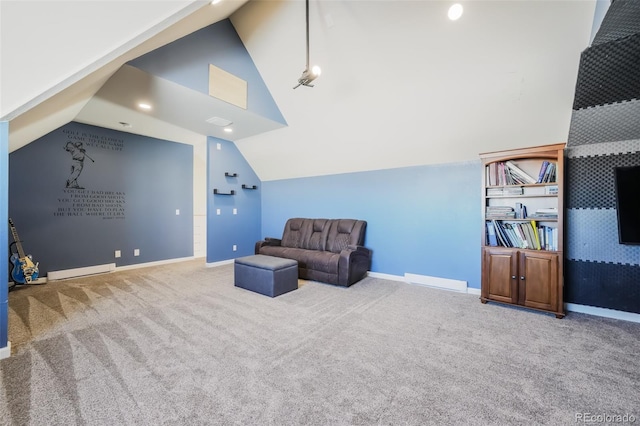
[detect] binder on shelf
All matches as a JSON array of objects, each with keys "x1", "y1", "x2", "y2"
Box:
[
  {"x1": 486, "y1": 221, "x2": 498, "y2": 246},
  {"x1": 530, "y1": 220, "x2": 541, "y2": 250},
  {"x1": 536, "y1": 161, "x2": 550, "y2": 183},
  {"x1": 540, "y1": 163, "x2": 555, "y2": 183},
  {"x1": 492, "y1": 220, "x2": 510, "y2": 247}
]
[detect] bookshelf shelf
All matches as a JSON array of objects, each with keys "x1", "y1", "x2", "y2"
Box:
[
  {"x1": 487, "y1": 194, "x2": 558, "y2": 199},
  {"x1": 480, "y1": 143, "x2": 565, "y2": 318}
]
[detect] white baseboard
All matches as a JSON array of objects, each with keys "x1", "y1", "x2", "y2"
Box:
[
  {"x1": 46, "y1": 257, "x2": 198, "y2": 280},
  {"x1": 367, "y1": 271, "x2": 479, "y2": 295},
  {"x1": 115, "y1": 256, "x2": 196, "y2": 272},
  {"x1": 467, "y1": 287, "x2": 481, "y2": 296},
  {"x1": 206, "y1": 259, "x2": 234, "y2": 268},
  {"x1": 405, "y1": 272, "x2": 468, "y2": 293},
  {"x1": 48, "y1": 263, "x2": 116, "y2": 280},
  {"x1": 565, "y1": 303, "x2": 640, "y2": 323},
  {"x1": 0, "y1": 342, "x2": 11, "y2": 360},
  {"x1": 366, "y1": 271, "x2": 404, "y2": 282}
]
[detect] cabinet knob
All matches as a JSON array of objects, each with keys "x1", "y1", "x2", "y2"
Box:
[
  {"x1": 511, "y1": 275, "x2": 516, "y2": 279},
  {"x1": 520, "y1": 276, "x2": 525, "y2": 280}
]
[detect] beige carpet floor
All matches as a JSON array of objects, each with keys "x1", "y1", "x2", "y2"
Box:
[{"x1": 0, "y1": 259, "x2": 638, "y2": 425}]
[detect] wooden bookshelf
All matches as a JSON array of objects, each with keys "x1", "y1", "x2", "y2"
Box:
[{"x1": 479, "y1": 143, "x2": 565, "y2": 318}]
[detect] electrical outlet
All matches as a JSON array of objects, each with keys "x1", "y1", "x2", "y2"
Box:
[
  {"x1": 176, "y1": 209, "x2": 180, "y2": 215},
  {"x1": 216, "y1": 208, "x2": 221, "y2": 215},
  {"x1": 232, "y1": 245, "x2": 237, "y2": 251},
  {"x1": 216, "y1": 143, "x2": 221, "y2": 150},
  {"x1": 115, "y1": 250, "x2": 121, "y2": 258},
  {"x1": 233, "y1": 208, "x2": 237, "y2": 215},
  {"x1": 134, "y1": 249, "x2": 140, "y2": 256}
]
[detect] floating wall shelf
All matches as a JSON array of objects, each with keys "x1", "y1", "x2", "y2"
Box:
[
  {"x1": 225, "y1": 172, "x2": 238, "y2": 177},
  {"x1": 242, "y1": 184, "x2": 258, "y2": 190},
  {"x1": 213, "y1": 189, "x2": 235, "y2": 195}
]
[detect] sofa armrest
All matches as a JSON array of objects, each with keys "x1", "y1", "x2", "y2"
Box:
[
  {"x1": 255, "y1": 237, "x2": 282, "y2": 254},
  {"x1": 347, "y1": 244, "x2": 371, "y2": 255},
  {"x1": 338, "y1": 245, "x2": 372, "y2": 286}
]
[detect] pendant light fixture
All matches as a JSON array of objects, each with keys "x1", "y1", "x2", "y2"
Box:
[{"x1": 294, "y1": 0, "x2": 321, "y2": 89}]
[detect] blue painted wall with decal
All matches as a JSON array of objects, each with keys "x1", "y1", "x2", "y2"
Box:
[{"x1": 8, "y1": 121, "x2": 193, "y2": 276}]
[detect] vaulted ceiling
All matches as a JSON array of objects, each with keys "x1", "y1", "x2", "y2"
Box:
[{"x1": 1, "y1": 0, "x2": 597, "y2": 181}]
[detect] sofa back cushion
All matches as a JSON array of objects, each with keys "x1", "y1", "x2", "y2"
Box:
[
  {"x1": 302, "y1": 218, "x2": 331, "y2": 251},
  {"x1": 281, "y1": 218, "x2": 308, "y2": 248},
  {"x1": 281, "y1": 218, "x2": 367, "y2": 253},
  {"x1": 326, "y1": 219, "x2": 367, "y2": 253}
]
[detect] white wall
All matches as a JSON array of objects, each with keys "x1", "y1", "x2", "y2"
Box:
[
  {"x1": 0, "y1": 0, "x2": 204, "y2": 119},
  {"x1": 232, "y1": 0, "x2": 596, "y2": 181}
]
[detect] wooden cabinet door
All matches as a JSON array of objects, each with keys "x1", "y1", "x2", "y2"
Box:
[
  {"x1": 519, "y1": 251, "x2": 559, "y2": 312},
  {"x1": 482, "y1": 248, "x2": 518, "y2": 304}
]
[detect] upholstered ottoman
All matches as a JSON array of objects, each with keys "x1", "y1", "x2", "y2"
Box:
[{"x1": 234, "y1": 254, "x2": 298, "y2": 297}]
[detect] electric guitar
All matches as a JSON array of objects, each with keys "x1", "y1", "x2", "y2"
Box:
[{"x1": 8, "y1": 218, "x2": 39, "y2": 284}]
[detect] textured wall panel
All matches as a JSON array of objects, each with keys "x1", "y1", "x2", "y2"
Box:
[
  {"x1": 565, "y1": 259, "x2": 640, "y2": 314},
  {"x1": 566, "y1": 152, "x2": 640, "y2": 209},
  {"x1": 567, "y1": 138, "x2": 640, "y2": 159},
  {"x1": 572, "y1": 33, "x2": 640, "y2": 110},
  {"x1": 566, "y1": 208, "x2": 640, "y2": 265},
  {"x1": 592, "y1": 0, "x2": 640, "y2": 46},
  {"x1": 567, "y1": 99, "x2": 640, "y2": 146}
]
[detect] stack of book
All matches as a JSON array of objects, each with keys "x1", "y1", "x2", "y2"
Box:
[
  {"x1": 485, "y1": 220, "x2": 558, "y2": 251},
  {"x1": 486, "y1": 161, "x2": 537, "y2": 186},
  {"x1": 486, "y1": 206, "x2": 515, "y2": 218},
  {"x1": 536, "y1": 161, "x2": 557, "y2": 183},
  {"x1": 528, "y1": 207, "x2": 558, "y2": 219},
  {"x1": 487, "y1": 187, "x2": 523, "y2": 196}
]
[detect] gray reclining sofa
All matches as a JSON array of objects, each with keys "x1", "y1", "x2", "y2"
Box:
[{"x1": 255, "y1": 218, "x2": 372, "y2": 287}]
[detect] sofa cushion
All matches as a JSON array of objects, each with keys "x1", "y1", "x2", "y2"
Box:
[
  {"x1": 281, "y1": 218, "x2": 308, "y2": 248},
  {"x1": 326, "y1": 219, "x2": 366, "y2": 253},
  {"x1": 301, "y1": 218, "x2": 331, "y2": 251},
  {"x1": 259, "y1": 246, "x2": 307, "y2": 262},
  {"x1": 299, "y1": 249, "x2": 340, "y2": 274}
]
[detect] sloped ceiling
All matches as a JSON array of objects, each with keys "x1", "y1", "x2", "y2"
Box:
[
  {"x1": 2, "y1": 0, "x2": 250, "y2": 151},
  {"x1": 232, "y1": 0, "x2": 597, "y2": 180},
  {"x1": 2, "y1": 0, "x2": 596, "y2": 182}
]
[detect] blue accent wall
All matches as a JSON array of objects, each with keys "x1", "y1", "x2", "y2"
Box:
[
  {"x1": 207, "y1": 137, "x2": 261, "y2": 262},
  {"x1": 9, "y1": 122, "x2": 193, "y2": 275},
  {"x1": 261, "y1": 162, "x2": 482, "y2": 289},
  {"x1": 128, "y1": 19, "x2": 285, "y2": 125},
  {"x1": 1, "y1": 121, "x2": 8, "y2": 350}
]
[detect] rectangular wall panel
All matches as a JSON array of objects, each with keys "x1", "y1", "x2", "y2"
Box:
[
  {"x1": 566, "y1": 151, "x2": 640, "y2": 209},
  {"x1": 565, "y1": 259, "x2": 640, "y2": 313},
  {"x1": 568, "y1": 99, "x2": 640, "y2": 146}
]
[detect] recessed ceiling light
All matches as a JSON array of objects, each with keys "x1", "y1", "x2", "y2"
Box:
[
  {"x1": 138, "y1": 103, "x2": 152, "y2": 110},
  {"x1": 448, "y1": 3, "x2": 463, "y2": 21},
  {"x1": 223, "y1": 128, "x2": 233, "y2": 133}
]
